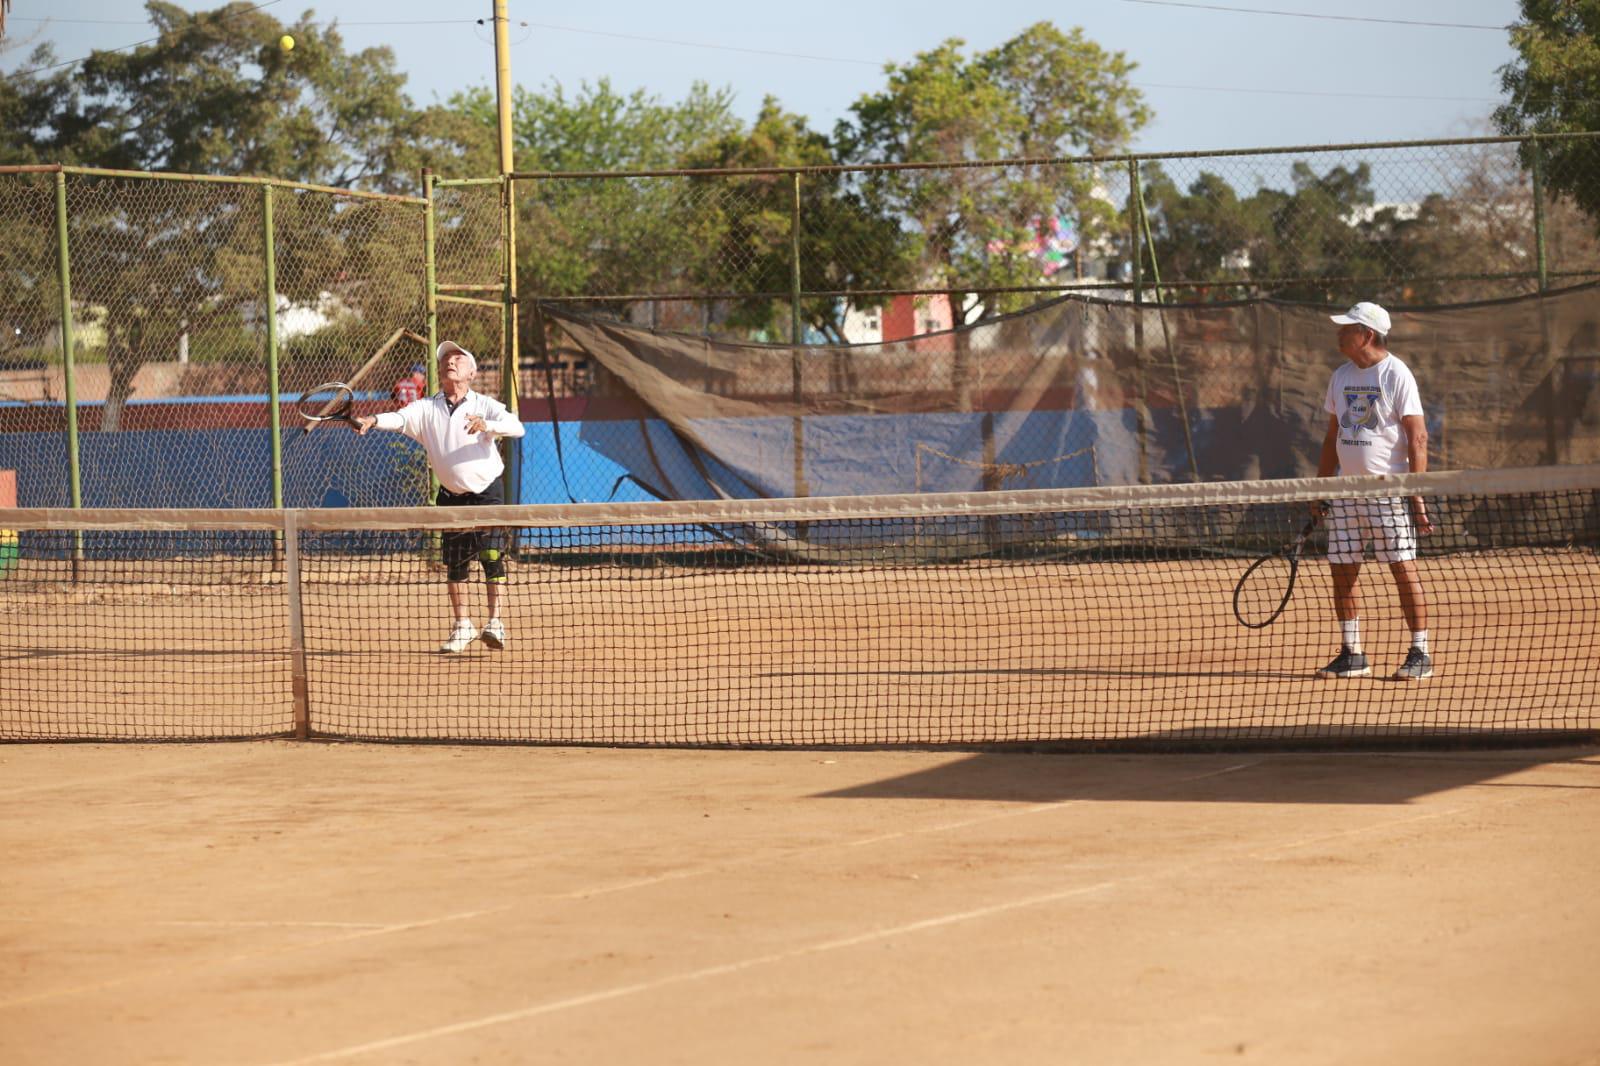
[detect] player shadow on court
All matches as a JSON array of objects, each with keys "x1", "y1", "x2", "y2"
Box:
[{"x1": 818, "y1": 746, "x2": 1599, "y2": 805}]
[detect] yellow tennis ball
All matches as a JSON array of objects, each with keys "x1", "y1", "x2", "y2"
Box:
[{"x1": 279, "y1": 34, "x2": 295, "y2": 52}]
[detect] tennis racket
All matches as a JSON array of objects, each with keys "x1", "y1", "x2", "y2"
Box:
[
  {"x1": 1232, "y1": 512, "x2": 1320, "y2": 629},
  {"x1": 296, "y1": 382, "x2": 359, "y2": 434}
]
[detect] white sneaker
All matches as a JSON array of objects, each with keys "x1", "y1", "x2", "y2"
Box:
[
  {"x1": 440, "y1": 620, "x2": 477, "y2": 654},
  {"x1": 480, "y1": 618, "x2": 506, "y2": 650}
]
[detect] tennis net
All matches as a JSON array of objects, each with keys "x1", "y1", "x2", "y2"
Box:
[{"x1": 3, "y1": 465, "x2": 1598, "y2": 748}]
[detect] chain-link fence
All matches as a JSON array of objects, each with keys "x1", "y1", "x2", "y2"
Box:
[
  {"x1": 516, "y1": 134, "x2": 1600, "y2": 500},
  {"x1": 0, "y1": 166, "x2": 431, "y2": 509},
  {"x1": 519, "y1": 134, "x2": 1600, "y2": 332},
  {"x1": 5, "y1": 135, "x2": 1600, "y2": 509}
]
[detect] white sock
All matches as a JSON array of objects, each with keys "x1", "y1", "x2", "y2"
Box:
[
  {"x1": 1412, "y1": 630, "x2": 1429, "y2": 655},
  {"x1": 1340, "y1": 619, "x2": 1361, "y2": 653}
]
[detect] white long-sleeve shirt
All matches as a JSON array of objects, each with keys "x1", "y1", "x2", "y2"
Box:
[{"x1": 370, "y1": 390, "x2": 525, "y2": 494}]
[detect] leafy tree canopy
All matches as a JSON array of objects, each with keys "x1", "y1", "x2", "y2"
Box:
[
  {"x1": 835, "y1": 22, "x2": 1149, "y2": 317},
  {"x1": 0, "y1": 1, "x2": 479, "y2": 192},
  {"x1": 1495, "y1": 0, "x2": 1600, "y2": 223}
]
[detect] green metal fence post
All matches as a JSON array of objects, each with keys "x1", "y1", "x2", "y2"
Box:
[
  {"x1": 1529, "y1": 139, "x2": 1558, "y2": 462},
  {"x1": 1135, "y1": 171, "x2": 1200, "y2": 482},
  {"x1": 790, "y1": 173, "x2": 803, "y2": 345},
  {"x1": 422, "y1": 168, "x2": 441, "y2": 505},
  {"x1": 422, "y1": 170, "x2": 440, "y2": 522},
  {"x1": 423, "y1": 169, "x2": 439, "y2": 389},
  {"x1": 263, "y1": 183, "x2": 284, "y2": 510},
  {"x1": 1530, "y1": 139, "x2": 1549, "y2": 293},
  {"x1": 53, "y1": 170, "x2": 85, "y2": 578},
  {"x1": 501, "y1": 174, "x2": 521, "y2": 504},
  {"x1": 790, "y1": 172, "x2": 807, "y2": 499},
  {"x1": 1127, "y1": 159, "x2": 1150, "y2": 484},
  {"x1": 53, "y1": 171, "x2": 81, "y2": 514}
]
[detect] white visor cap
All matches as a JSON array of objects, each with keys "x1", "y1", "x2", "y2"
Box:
[
  {"x1": 1330, "y1": 301, "x2": 1392, "y2": 335},
  {"x1": 436, "y1": 341, "x2": 477, "y2": 373}
]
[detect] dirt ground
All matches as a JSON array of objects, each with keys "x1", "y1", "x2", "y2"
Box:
[{"x1": 3, "y1": 742, "x2": 1599, "y2": 1065}]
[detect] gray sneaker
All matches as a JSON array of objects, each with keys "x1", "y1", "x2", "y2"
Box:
[
  {"x1": 1316, "y1": 646, "x2": 1371, "y2": 679},
  {"x1": 1392, "y1": 646, "x2": 1433, "y2": 681},
  {"x1": 480, "y1": 618, "x2": 506, "y2": 650}
]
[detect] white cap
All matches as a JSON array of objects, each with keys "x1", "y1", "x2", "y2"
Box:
[
  {"x1": 436, "y1": 340, "x2": 476, "y2": 372},
  {"x1": 1330, "y1": 301, "x2": 1391, "y2": 335}
]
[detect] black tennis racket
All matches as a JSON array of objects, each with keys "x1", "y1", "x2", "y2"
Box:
[
  {"x1": 1232, "y1": 512, "x2": 1320, "y2": 629},
  {"x1": 296, "y1": 382, "x2": 359, "y2": 434}
]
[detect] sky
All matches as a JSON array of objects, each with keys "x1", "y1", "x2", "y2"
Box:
[{"x1": 2, "y1": 0, "x2": 1526, "y2": 155}]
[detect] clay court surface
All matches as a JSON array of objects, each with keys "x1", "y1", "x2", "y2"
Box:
[{"x1": 2, "y1": 743, "x2": 1599, "y2": 1064}]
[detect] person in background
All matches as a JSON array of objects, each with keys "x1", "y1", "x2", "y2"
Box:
[{"x1": 392, "y1": 363, "x2": 426, "y2": 404}]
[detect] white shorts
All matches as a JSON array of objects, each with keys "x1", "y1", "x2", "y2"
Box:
[{"x1": 1326, "y1": 497, "x2": 1417, "y2": 564}]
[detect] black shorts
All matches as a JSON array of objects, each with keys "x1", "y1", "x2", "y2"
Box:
[{"x1": 437, "y1": 483, "x2": 506, "y2": 582}]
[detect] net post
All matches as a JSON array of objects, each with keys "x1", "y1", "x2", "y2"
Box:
[
  {"x1": 283, "y1": 508, "x2": 311, "y2": 739},
  {"x1": 54, "y1": 170, "x2": 84, "y2": 578}
]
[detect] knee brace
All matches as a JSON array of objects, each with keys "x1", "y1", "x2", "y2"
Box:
[{"x1": 480, "y1": 545, "x2": 507, "y2": 583}]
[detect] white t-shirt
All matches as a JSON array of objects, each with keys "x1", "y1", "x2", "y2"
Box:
[
  {"x1": 1322, "y1": 353, "x2": 1424, "y2": 476},
  {"x1": 371, "y1": 390, "x2": 525, "y2": 494}
]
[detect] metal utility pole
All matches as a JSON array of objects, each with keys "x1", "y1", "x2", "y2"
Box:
[{"x1": 493, "y1": 0, "x2": 521, "y2": 502}]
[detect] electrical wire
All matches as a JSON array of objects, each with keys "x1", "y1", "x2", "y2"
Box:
[
  {"x1": 8, "y1": 0, "x2": 284, "y2": 78},
  {"x1": 1118, "y1": 0, "x2": 1506, "y2": 31}
]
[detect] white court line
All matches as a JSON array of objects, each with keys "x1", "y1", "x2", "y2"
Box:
[
  {"x1": 274, "y1": 879, "x2": 1137, "y2": 1066},
  {"x1": 272, "y1": 783, "x2": 1556, "y2": 1066}
]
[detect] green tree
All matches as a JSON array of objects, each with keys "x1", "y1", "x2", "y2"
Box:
[
  {"x1": 837, "y1": 22, "x2": 1150, "y2": 320},
  {"x1": 1139, "y1": 162, "x2": 1412, "y2": 303},
  {"x1": 1, "y1": 2, "x2": 461, "y2": 191},
  {"x1": 677, "y1": 98, "x2": 914, "y2": 342},
  {"x1": 1135, "y1": 165, "x2": 1273, "y2": 300},
  {"x1": 0, "y1": 2, "x2": 444, "y2": 428},
  {"x1": 1495, "y1": 0, "x2": 1600, "y2": 226},
  {"x1": 483, "y1": 79, "x2": 744, "y2": 310}
]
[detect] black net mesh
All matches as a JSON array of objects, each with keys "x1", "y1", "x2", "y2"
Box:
[{"x1": 4, "y1": 468, "x2": 1597, "y2": 747}]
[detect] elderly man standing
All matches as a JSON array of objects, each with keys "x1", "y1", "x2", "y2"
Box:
[
  {"x1": 1315, "y1": 302, "x2": 1435, "y2": 682},
  {"x1": 353, "y1": 340, "x2": 525, "y2": 653}
]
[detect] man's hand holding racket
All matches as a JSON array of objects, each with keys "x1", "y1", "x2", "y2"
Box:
[
  {"x1": 1411, "y1": 496, "x2": 1435, "y2": 536},
  {"x1": 351, "y1": 415, "x2": 376, "y2": 436}
]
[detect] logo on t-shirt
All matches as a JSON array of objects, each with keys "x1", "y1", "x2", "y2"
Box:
[{"x1": 1339, "y1": 386, "x2": 1382, "y2": 434}]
